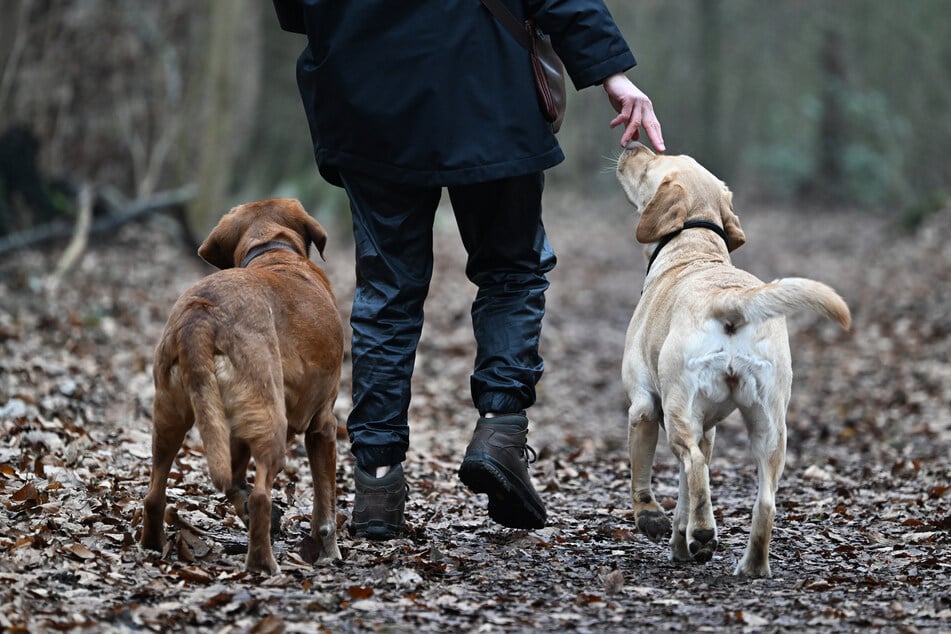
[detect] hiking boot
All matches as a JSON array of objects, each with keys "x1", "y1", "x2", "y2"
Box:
[
  {"x1": 352, "y1": 463, "x2": 406, "y2": 540},
  {"x1": 458, "y1": 413, "x2": 546, "y2": 529}
]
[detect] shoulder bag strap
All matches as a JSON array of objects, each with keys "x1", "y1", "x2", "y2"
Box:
[{"x1": 480, "y1": 0, "x2": 533, "y2": 50}]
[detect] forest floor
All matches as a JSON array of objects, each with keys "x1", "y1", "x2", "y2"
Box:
[{"x1": 1, "y1": 192, "x2": 949, "y2": 633}]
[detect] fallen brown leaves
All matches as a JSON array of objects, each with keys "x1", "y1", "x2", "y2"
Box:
[{"x1": 1, "y1": 199, "x2": 949, "y2": 632}]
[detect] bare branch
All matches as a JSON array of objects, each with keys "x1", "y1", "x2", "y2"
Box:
[
  {"x1": 0, "y1": 184, "x2": 196, "y2": 257},
  {"x1": 44, "y1": 184, "x2": 93, "y2": 295}
]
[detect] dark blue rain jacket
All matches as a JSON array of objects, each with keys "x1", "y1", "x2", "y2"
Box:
[{"x1": 275, "y1": 0, "x2": 637, "y2": 187}]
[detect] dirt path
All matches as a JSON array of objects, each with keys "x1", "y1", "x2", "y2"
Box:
[{"x1": 1, "y1": 196, "x2": 948, "y2": 632}]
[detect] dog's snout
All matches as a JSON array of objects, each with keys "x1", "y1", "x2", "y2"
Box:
[
  {"x1": 622, "y1": 141, "x2": 649, "y2": 154},
  {"x1": 617, "y1": 147, "x2": 636, "y2": 171},
  {"x1": 616, "y1": 141, "x2": 652, "y2": 173}
]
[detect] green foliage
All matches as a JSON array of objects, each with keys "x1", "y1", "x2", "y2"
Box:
[
  {"x1": 598, "y1": 0, "x2": 950, "y2": 213},
  {"x1": 743, "y1": 142, "x2": 813, "y2": 201},
  {"x1": 742, "y1": 86, "x2": 909, "y2": 206}
]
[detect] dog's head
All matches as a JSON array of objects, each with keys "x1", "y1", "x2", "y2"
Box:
[
  {"x1": 197, "y1": 198, "x2": 329, "y2": 269},
  {"x1": 616, "y1": 142, "x2": 745, "y2": 252}
]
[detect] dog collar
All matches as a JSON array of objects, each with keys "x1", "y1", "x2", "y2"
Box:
[
  {"x1": 240, "y1": 241, "x2": 298, "y2": 268},
  {"x1": 645, "y1": 220, "x2": 730, "y2": 277}
]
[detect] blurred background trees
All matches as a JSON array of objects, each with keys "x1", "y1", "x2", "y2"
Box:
[
  {"x1": 0, "y1": 0, "x2": 948, "y2": 239},
  {"x1": 570, "y1": 0, "x2": 949, "y2": 213}
]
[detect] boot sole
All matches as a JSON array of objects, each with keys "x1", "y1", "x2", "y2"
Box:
[
  {"x1": 352, "y1": 519, "x2": 401, "y2": 541},
  {"x1": 459, "y1": 457, "x2": 546, "y2": 529}
]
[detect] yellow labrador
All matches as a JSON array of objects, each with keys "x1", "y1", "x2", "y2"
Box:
[{"x1": 616, "y1": 143, "x2": 850, "y2": 577}]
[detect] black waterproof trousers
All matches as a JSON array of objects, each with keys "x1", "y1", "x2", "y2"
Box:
[{"x1": 338, "y1": 169, "x2": 556, "y2": 470}]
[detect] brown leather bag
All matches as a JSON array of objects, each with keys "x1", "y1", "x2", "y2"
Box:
[{"x1": 481, "y1": 0, "x2": 567, "y2": 132}]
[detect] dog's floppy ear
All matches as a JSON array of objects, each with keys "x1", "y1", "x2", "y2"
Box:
[
  {"x1": 635, "y1": 175, "x2": 688, "y2": 244},
  {"x1": 301, "y1": 212, "x2": 328, "y2": 261},
  {"x1": 198, "y1": 210, "x2": 243, "y2": 269},
  {"x1": 718, "y1": 188, "x2": 746, "y2": 251}
]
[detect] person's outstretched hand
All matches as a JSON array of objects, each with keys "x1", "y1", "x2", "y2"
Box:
[{"x1": 603, "y1": 73, "x2": 665, "y2": 152}]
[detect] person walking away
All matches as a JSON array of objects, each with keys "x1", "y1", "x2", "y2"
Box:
[{"x1": 273, "y1": 0, "x2": 665, "y2": 539}]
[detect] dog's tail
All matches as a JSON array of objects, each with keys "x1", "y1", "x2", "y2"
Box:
[
  {"x1": 712, "y1": 277, "x2": 851, "y2": 331},
  {"x1": 177, "y1": 309, "x2": 233, "y2": 493}
]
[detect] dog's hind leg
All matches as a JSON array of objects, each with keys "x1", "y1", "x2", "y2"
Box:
[
  {"x1": 245, "y1": 438, "x2": 283, "y2": 575},
  {"x1": 225, "y1": 439, "x2": 252, "y2": 527},
  {"x1": 306, "y1": 406, "x2": 342, "y2": 560},
  {"x1": 141, "y1": 404, "x2": 190, "y2": 552},
  {"x1": 669, "y1": 459, "x2": 690, "y2": 561},
  {"x1": 735, "y1": 402, "x2": 786, "y2": 577},
  {"x1": 242, "y1": 394, "x2": 287, "y2": 575},
  {"x1": 628, "y1": 391, "x2": 670, "y2": 541},
  {"x1": 666, "y1": 403, "x2": 718, "y2": 564}
]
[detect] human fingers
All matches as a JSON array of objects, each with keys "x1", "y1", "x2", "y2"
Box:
[
  {"x1": 620, "y1": 116, "x2": 641, "y2": 147},
  {"x1": 633, "y1": 101, "x2": 665, "y2": 152},
  {"x1": 609, "y1": 98, "x2": 633, "y2": 129},
  {"x1": 615, "y1": 100, "x2": 643, "y2": 146},
  {"x1": 642, "y1": 114, "x2": 665, "y2": 152}
]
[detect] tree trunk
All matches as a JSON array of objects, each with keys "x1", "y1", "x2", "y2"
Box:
[
  {"x1": 698, "y1": 0, "x2": 722, "y2": 175},
  {"x1": 186, "y1": 0, "x2": 259, "y2": 238},
  {"x1": 814, "y1": 25, "x2": 848, "y2": 201},
  {"x1": 0, "y1": 0, "x2": 28, "y2": 119}
]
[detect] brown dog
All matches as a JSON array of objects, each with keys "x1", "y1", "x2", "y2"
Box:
[
  {"x1": 617, "y1": 143, "x2": 851, "y2": 577},
  {"x1": 140, "y1": 198, "x2": 344, "y2": 573}
]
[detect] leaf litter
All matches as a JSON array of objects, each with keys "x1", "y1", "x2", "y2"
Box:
[{"x1": 1, "y1": 198, "x2": 949, "y2": 632}]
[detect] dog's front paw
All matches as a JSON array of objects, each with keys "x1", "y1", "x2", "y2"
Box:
[
  {"x1": 246, "y1": 553, "x2": 280, "y2": 575},
  {"x1": 139, "y1": 527, "x2": 166, "y2": 553},
  {"x1": 670, "y1": 529, "x2": 691, "y2": 562},
  {"x1": 138, "y1": 535, "x2": 166, "y2": 557},
  {"x1": 734, "y1": 548, "x2": 771, "y2": 578},
  {"x1": 315, "y1": 523, "x2": 342, "y2": 561}
]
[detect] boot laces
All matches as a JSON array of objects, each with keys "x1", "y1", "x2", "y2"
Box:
[{"x1": 520, "y1": 444, "x2": 538, "y2": 465}]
